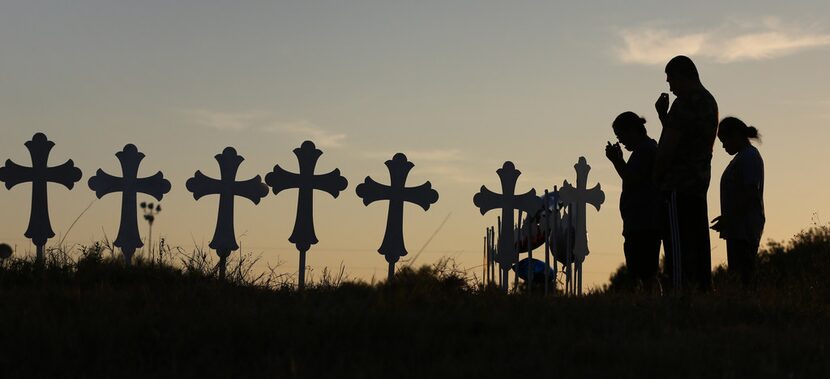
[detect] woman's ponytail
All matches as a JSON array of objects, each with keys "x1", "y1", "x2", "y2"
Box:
[
  {"x1": 746, "y1": 126, "x2": 761, "y2": 140},
  {"x1": 720, "y1": 117, "x2": 761, "y2": 142}
]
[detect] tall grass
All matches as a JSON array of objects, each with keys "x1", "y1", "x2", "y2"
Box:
[
  {"x1": 606, "y1": 225, "x2": 830, "y2": 300},
  {"x1": 0, "y1": 227, "x2": 828, "y2": 378}
]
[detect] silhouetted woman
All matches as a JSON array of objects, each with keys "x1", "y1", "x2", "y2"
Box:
[
  {"x1": 606, "y1": 112, "x2": 661, "y2": 291},
  {"x1": 711, "y1": 117, "x2": 765, "y2": 286}
]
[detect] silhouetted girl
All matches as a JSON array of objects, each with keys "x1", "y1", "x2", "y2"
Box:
[{"x1": 711, "y1": 117, "x2": 765, "y2": 286}]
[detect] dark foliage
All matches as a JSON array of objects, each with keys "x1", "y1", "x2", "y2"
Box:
[{"x1": 1, "y1": 228, "x2": 829, "y2": 378}]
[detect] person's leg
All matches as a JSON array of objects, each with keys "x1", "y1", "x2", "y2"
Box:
[
  {"x1": 691, "y1": 195, "x2": 712, "y2": 291},
  {"x1": 726, "y1": 239, "x2": 742, "y2": 284},
  {"x1": 660, "y1": 192, "x2": 676, "y2": 290},
  {"x1": 727, "y1": 239, "x2": 758, "y2": 287},
  {"x1": 623, "y1": 235, "x2": 641, "y2": 291},
  {"x1": 625, "y1": 230, "x2": 663, "y2": 292},
  {"x1": 642, "y1": 232, "x2": 662, "y2": 293},
  {"x1": 745, "y1": 241, "x2": 759, "y2": 286},
  {"x1": 675, "y1": 193, "x2": 712, "y2": 292},
  {"x1": 726, "y1": 239, "x2": 743, "y2": 281},
  {"x1": 672, "y1": 193, "x2": 694, "y2": 290}
]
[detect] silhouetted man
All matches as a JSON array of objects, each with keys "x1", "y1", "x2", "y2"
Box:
[
  {"x1": 606, "y1": 112, "x2": 661, "y2": 292},
  {"x1": 654, "y1": 56, "x2": 718, "y2": 292}
]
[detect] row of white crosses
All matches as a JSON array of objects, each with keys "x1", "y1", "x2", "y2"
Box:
[
  {"x1": 0, "y1": 133, "x2": 437, "y2": 289},
  {"x1": 476, "y1": 157, "x2": 604, "y2": 295}
]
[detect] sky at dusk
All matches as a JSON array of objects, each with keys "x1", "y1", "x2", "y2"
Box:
[{"x1": 1, "y1": 1, "x2": 828, "y2": 288}]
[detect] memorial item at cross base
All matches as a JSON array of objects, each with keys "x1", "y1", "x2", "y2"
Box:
[
  {"x1": 473, "y1": 161, "x2": 542, "y2": 292},
  {"x1": 558, "y1": 157, "x2": 604, "y2": 295}
]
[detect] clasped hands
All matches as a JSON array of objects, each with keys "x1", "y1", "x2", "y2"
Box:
[{"x1": 605, "y1": 141, "x2": 623, "y2": 164}]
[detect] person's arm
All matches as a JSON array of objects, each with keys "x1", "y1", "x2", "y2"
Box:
[
  {"x1": 710, "y1": 215, "x2": 723, "y2": 232},
  {"x1": 653, "y1": 94, "x2": 680, "y2": 184},
  {"x1": 736, "y1": 152, "x2": 764, "y2": 217},
  {"x1": 654, "y1": 128, "x2": 681, "y2": 179}
]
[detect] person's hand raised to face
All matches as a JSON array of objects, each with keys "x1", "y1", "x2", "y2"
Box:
[
  {"x1": 655, "y1": 92, "x2": 670, "y2": 120},
  {"x1": 605, "y1": 141, "x2": 624, "y2": 164}
]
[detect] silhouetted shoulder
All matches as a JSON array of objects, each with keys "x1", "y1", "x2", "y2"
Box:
[
  {"x1": 695, "y1": 88, "x2": 718, "y2": 119},
  {"x1": 669, "y1": 88, "x2": 718, "y2": 129},
  {"x1": 629, "y1": 138, "x2": 658, "y2": 167},
  {"x1": 642, "y1": 138, "x2": 658, "y2": 154},
  {"x1": 733, "y1": 145, "x2": 764, "y2": 185}
]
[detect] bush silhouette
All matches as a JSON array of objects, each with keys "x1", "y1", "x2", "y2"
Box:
[{"x1": 1, "y1": 227, "x2": 829, "y2": 377}]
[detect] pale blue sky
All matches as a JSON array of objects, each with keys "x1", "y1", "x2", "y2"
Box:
[{"x1": 1, "y1": 1, "x2": 828, "y2": 287}]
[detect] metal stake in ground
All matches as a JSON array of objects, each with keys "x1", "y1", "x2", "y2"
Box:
[
  {"x1": 186, "y1": 147, "x2": 268, "y2": 280},
  {"x1": 558, "y1": 157, "x2": 604, "y2": 295},
  {"x1": 487, "y1": 226, "x2": 495, "y2": 285},
  {"x1": 88, "y1": 144, "x2": 171, "y2": 265},
  {"x1": 524, "y1": 212, "x2": 535, "y2": 294},
  {"x1": 265, "y1": 141, "x2": 348, "y2": 290},
  {"x1": 0, "y1": 133, "x2": 82, "y2": 263},
  {"x1": 356, "y1": 153, "x2": 438, "y2": 282},
  {"x1": 473, "y1": 162, "x2": 542, "y2": 293},
  {"x1": 543, "y1": 187, "x2": 561, "y2": 295},
  {"x1": 543, "y1": 189, "x2": 551, "y2": 295}
]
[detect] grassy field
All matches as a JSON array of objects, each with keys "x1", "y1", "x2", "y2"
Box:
[{"x1": 1, "y1": 227, "x2": 828, "y2": 378}]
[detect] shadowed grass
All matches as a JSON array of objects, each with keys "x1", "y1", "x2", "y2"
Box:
[{"x1": 0, "y1": 227, "x2": 828, "y2": 378}]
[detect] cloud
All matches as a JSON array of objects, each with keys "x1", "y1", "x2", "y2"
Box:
[
  {"x1": 616, "y1": 18, "x2": 830, "y2": 65},
  {"x1": 617, "y1": 29, "x2": 706, "y2": 65},
  {"x1": 183, "y1": 109, "x2": 346, "y2": 148},
  {"x1": 363, "y1": 149, "x2": 464, "y2": 162},
  {"x1": 261, "y1": 121, "x2": 347, "y2": 149},
  {"x1": 362, "y1": 149, "x2": 493, "y2": 184},
  {"x1": 717, "y1": 30, "x2": 830, "y2": 62},
  {"x1": 182, "y1": 109, "x2": 270, "y2": 132},
  {"x1": 415, "y1": 164, "x2": 491, "y2": 185}
]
